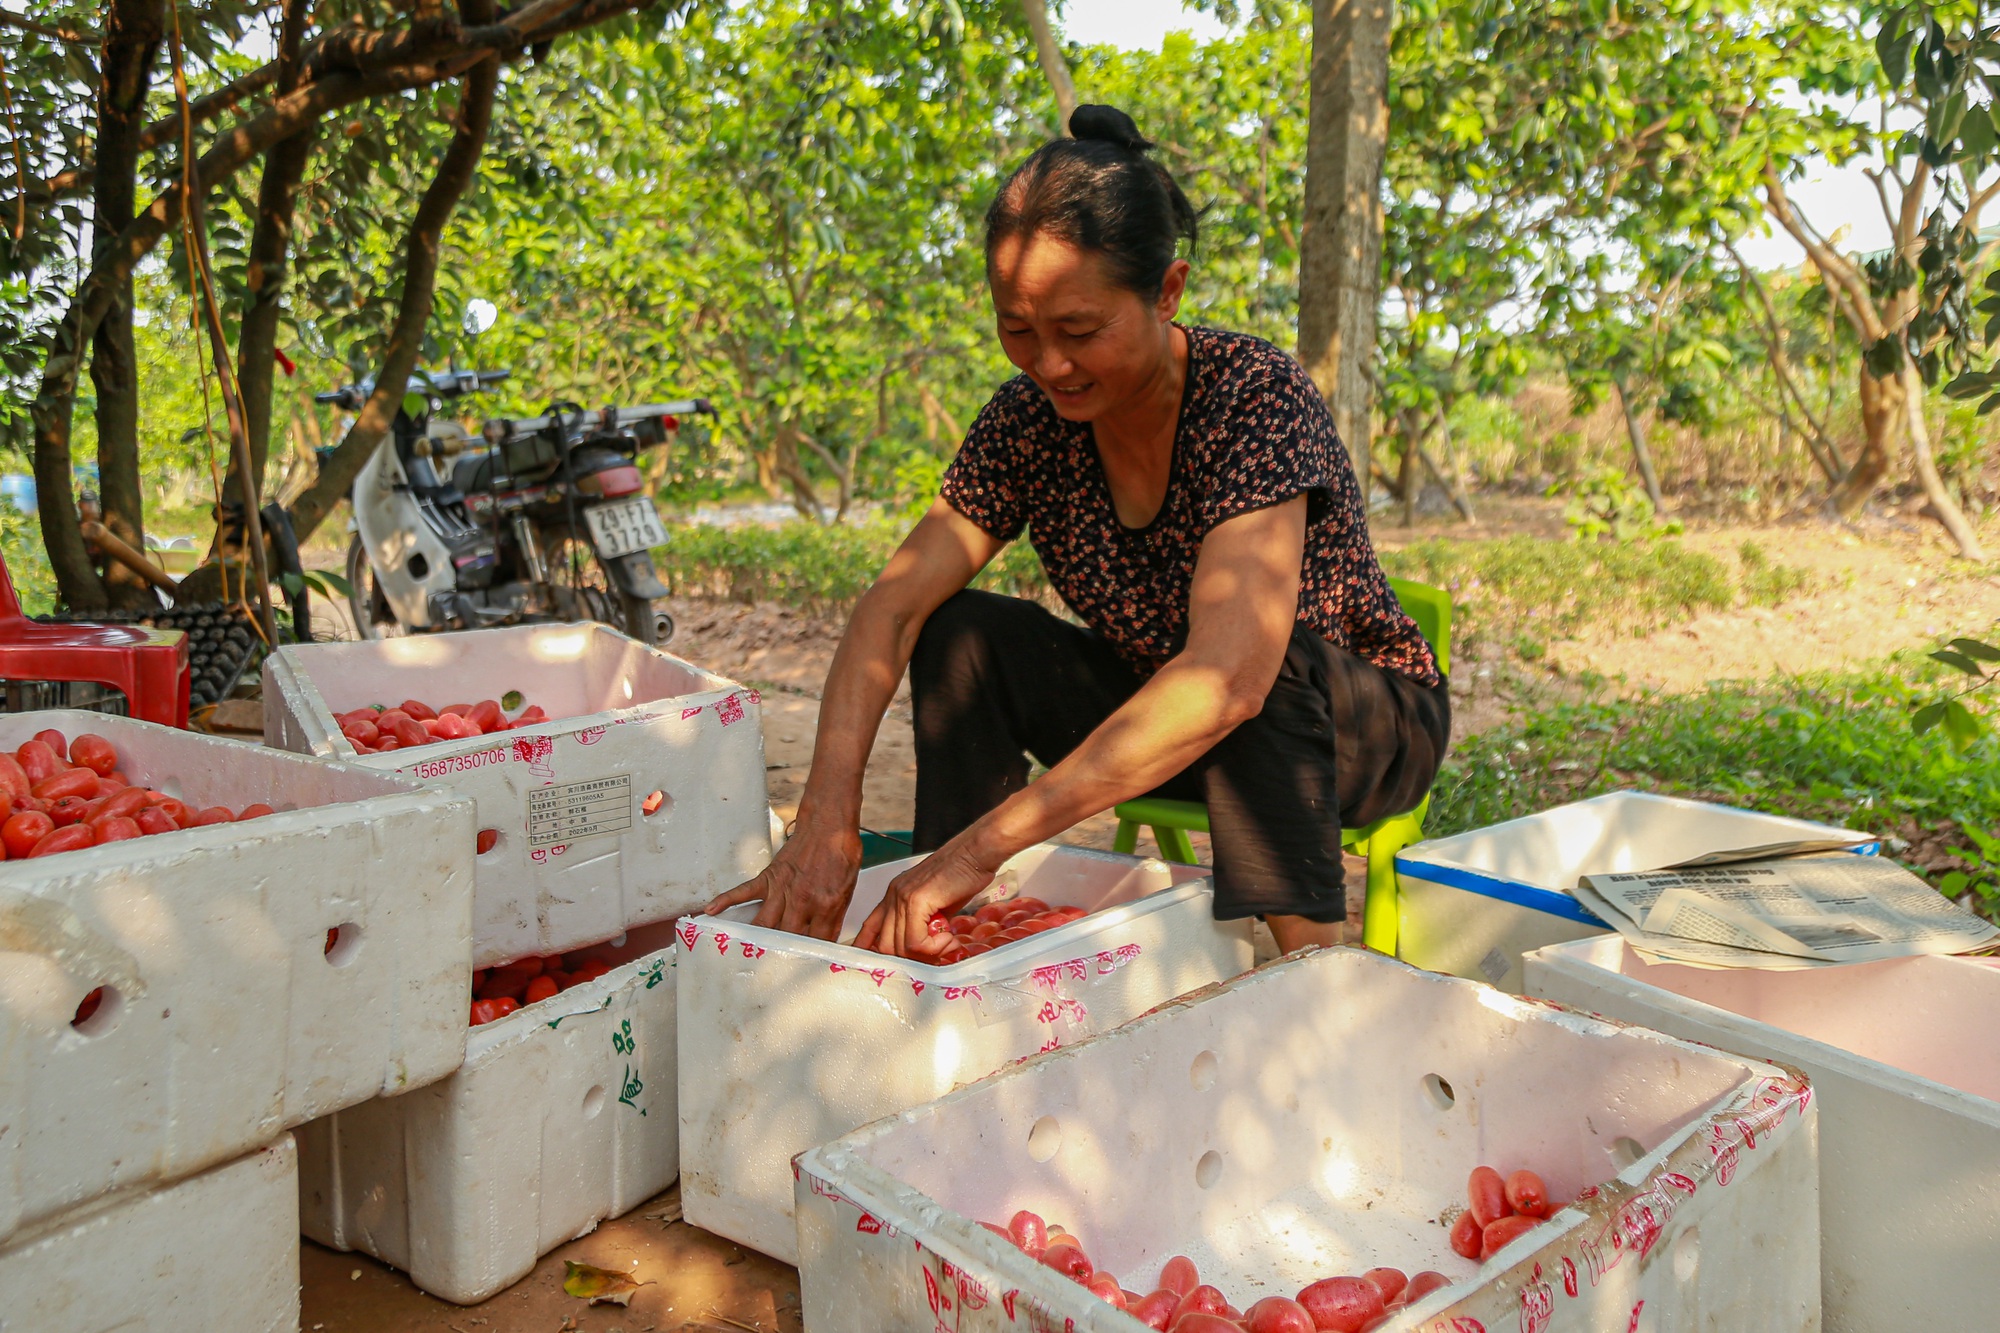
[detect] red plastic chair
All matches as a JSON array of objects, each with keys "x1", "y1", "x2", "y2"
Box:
[{"x1": 0, "y1": 554, "x2": 191, "y2": 728}]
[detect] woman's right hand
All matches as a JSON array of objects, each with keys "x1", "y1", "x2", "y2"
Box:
[{"x1": 703, "y1": 821, "x2": 864, "y2": 940}]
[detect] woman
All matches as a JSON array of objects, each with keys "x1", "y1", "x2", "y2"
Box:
[{"x1": 706, "y1": 105, "x2": 1449, "y2": 958}]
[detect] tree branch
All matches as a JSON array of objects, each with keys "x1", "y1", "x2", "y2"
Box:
[
  {"x1": 1017, "y1": 0, "x2": 1077, "y2": 131},
  {"x1": 287, "y1": 50, "x2": 501, "y2": 543},
  {"x1": 1724, "y1": 239, "x2": 1844, "y2": 482},
  {"x1": 1763, "y1": 166, "x2": 1883, "y2": 342},
  {"x1": 8, "y1": 61, "x2": 279, "y2": 210},
  {"x1": 0, "y1": 9, "x2": 95, "y2": 45}
]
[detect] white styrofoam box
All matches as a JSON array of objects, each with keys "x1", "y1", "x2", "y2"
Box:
[
  {"x1": 678, "y1": 844, "x2": 1254, "y2": 1264},
  {"x1": 796, "y1": 947, "x2": 1822, "y2": 1333},
  {"x1": 1398, "y1": 789, "x2": 1877, "y2": 992},
  {"x1": 0, "y1": 1134, "x2": 298, "y2": 1333},
  {"x1": 0, "y1": 710, "x2": 472, "y2": 1249},
  {"x1": 1527, "y1": 935, "x2": 2000, "y2": 1332},
  {"x1": 263, "y1": 622, "x2": 773, "y2": 967},
  {"x1": 298, "y1": 919, "x2": 681, "y2": 1305}
]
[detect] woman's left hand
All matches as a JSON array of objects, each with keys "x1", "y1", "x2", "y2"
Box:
[{"x1": 855, "y1": 839, "x2": 996, "y2": 960}]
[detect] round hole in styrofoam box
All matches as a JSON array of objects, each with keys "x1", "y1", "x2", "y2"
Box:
[
  {"x1": 582, "y1": 1085, "x2": 607, "y2": 1119},
  {"x1": 1671, "y1": 1226, "x2": 1699, "y2": 1284},
  {"x1": 1195, "y1": 1150, "x2": 1223, "y2": 1190},
  {"x1": 1422, "y1": 1073, "x2": 1455, "y2": 1110},
  {"x1": 1189, "y1": 1050, "x2": 1220, "y2": 1092},
  {"x1": 1609, "y1": 1136, "x2": 1646, "y2": 1169},
  {"x1": 476, "y1": 828, "x2": 500, "y2": 855},
  {"x1": 642, "y1": 789, "x2": 672, "y2": 818},
  {"x1": 1027, "y1": 1116, "x2": 1062, "y2": 1163},
  {"x1": 71, "y1": 984, "x2": 122, "y2": 1038},
  {"x1": 323, "y1": 923, "x2": 363, "y2": 967}
]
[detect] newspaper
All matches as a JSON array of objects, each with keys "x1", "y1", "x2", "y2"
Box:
[{"x1": 1576, "y1": 853, "x2": 1998, "y2": 970}]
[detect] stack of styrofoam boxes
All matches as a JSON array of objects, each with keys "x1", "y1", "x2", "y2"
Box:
[
  {"x1": 1395, "y1": 790, "x2": 1876, "y2": 991},
  {"x1": 678, "y1": 843, "x2": 1256, "y2": 1264},
  {"x1": 795, "y1": 947, "x2": 1824, "y2": 1332},
  {"x1": 1528, "y1": 936, "x2": 2000, "y2": 1331},
  {"x1": 265, "y1": 623, "x2": 773, "y2": 1303},
  {"x1": 0, "y1": 710, "x2": 475, "y2": 1330}
]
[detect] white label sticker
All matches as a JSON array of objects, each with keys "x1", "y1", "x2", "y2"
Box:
[
  {"x1": 527, "y1": 774, "x2": 632, "y2": 848},
  {"x1": 1478, "y1": 947, "x2": 1512, "y2": 986}
]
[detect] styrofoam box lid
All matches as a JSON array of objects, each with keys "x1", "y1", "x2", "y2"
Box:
[
  {"x1": 273, "y1": 622, "x2": 739, "y2": 762},
  {"x1": 800, "y1": 947, "x2": 1806, "y2": 1314},
  {"x1": 1529, "y1": 935, "x2": 2000, "y2": 1113},
  {"x1": 708, "y1": 843, "x2": 1212, "y2": 983},
  {"x1": 1396, "y1": 790, "x2": 1879, "y2": 925}
]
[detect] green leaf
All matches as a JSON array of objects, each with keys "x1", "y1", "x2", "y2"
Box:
[
  {"x1": 502, "y1": 689, "x2": 525, "y2": 712},
  {"x1": 1942, "y1": 699, "x2": 1985, "y2": 748},
  {"x1": 1941, "y1": 870, "x2": 1971, "y2": 895},
  {"x1": 305, "y1": 568, "x2": 355, "y2": 598},
  {"x1": 1948, "y1": 637, "x2": 2000, "y2": 663},
  {"x1": 1878, "y1": 19, "x2": 1913, "y2": 86},
  {"x1": 1912, "y1": 700, "x2": 1948, "y2": 733},
  {"x1": 1930, "y1": 649, "x2": 1986, "y2": 675}
]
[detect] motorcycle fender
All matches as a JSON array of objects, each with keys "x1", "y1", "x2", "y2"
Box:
[
  {"x1": 603, "y1": 550, "x2": 668, "y2": 599},
  {"x1": 352, "y1": 440, "x2": 453, "y2": 629}
]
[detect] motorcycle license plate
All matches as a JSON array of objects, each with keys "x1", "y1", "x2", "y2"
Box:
[{"x1": 585, "y1": 496, "x2": 668, "y2": 559}]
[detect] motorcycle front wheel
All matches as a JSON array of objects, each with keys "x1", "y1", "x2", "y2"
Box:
[{"x1": 345, "y1": 534, "x2": 409, "y2": 640}]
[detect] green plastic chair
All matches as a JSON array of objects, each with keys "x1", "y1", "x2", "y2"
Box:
[{"x1": 1112, "y1": 576, "x2": 1451, "y2": 955}]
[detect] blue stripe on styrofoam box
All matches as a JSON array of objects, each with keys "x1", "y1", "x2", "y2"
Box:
[
  {"x1": 1394, "y1": 857, "x2": 1609, "y2": 925},
  {"x1": 1396, "y1": 834, "x2": 1880, "y2": 929}
]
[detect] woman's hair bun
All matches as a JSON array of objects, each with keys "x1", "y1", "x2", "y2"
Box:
[{"x1": 1068, "y1": 104, "x2": 1152, "y2": 152}]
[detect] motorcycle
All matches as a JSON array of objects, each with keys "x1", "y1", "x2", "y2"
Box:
[{"x1": 322, "y1": 368, "x2": 712, "y2": 646}]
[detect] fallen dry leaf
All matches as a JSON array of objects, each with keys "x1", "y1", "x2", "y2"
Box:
[{"x1": 563, "y1": 1260, "x2": 652, "y2": 1307}]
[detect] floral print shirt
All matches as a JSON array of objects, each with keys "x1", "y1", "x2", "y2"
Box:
[{"x1": 939, "y1": 326, "x2": 1441, "y2": 686}]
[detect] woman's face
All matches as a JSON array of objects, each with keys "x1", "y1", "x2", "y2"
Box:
[{"x1": 988, "y1": 233, "x2": 1189, "y2": 422}]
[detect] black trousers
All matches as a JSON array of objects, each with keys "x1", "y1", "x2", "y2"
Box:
[{"x1": 909, "y1": 590, "x2": 1452, "y2": 922}]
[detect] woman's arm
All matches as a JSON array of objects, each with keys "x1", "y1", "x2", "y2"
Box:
[
  {"x1": 703, "y1": 498, "x2": 1006, "y2": 938},
  {"x1": 856, "y1": 494, "x2": 1308, "y2": 957}
]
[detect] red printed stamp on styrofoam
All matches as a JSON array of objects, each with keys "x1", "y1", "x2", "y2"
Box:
[{"x1": 511, "y1": 734, "x2": 555, "y2": 779}]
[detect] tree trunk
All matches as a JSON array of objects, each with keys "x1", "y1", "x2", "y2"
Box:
[
  {"x1": 771, "y1": 421, "x2": 827, "y2": 521},
  {"x1": 1425, "y1": 404, "x2": 1475, "y2": 523},
  {"x1": 1610, "y1": 372, "x2": 1667, "y2": 513},
  {"x1": 86, "y1": 0, "x2": 165, "y2": 610},
  {"x1": 227, "y1": 0, "x2": 315, "y2": 511},
  {"x1": 1900, "y1": 359, "x2": 1987, "y2": 560},
  {"x1": 1396, "y1": 410, "x2": 1421, "y2": 528},
  {"x1": 286, "y1": 55, "x2": 499, "y2": 545},
  {"x1": 1296, "y1": 0, "x2": 1392, "y2": 504},
  {"x1": 1017, "y1": 0, "x2": 1076, "y2": 132},
  {"x1": 1830, "y1": 366, "x2": 1899, "y2": 516}
]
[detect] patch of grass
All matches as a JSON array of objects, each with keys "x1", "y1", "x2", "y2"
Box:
[
  {"x1": 1382, "y1": 533, "x2": 1820, "y2": 642},
  {"x1": 1429, "y1": 660, "x2": 2000, "y2": 918},
  {"x1": 1736, "y1": 538, "x2": 1816, "y2": 607},
  {"x1": 1381, "y1": 535, "x2": 1737, "y2": 638},
  {"x1": 655, "y1": 518, "x2": 1049, "y2": 614}
]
